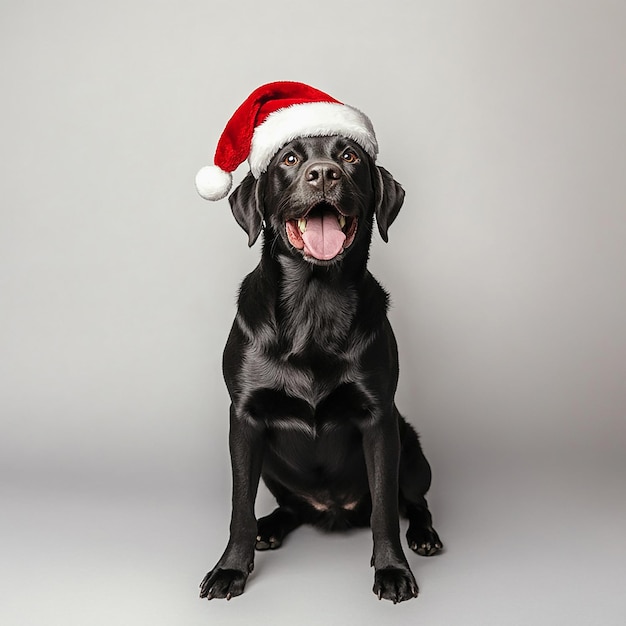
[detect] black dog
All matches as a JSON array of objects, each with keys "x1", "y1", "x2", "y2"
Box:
[{"x1": 199, "y1": 135, "x2": 442, "y2": 603}]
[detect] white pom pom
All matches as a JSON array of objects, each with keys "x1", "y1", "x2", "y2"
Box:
[{"x1": 195, "y1": 165, "x2": 233, "y2": 201}]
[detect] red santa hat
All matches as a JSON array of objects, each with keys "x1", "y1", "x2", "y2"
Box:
[{"x1": 195, "y1": 81, "x2": 379, "y2": 201}]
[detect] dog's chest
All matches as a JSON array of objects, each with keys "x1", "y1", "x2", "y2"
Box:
[
  {"x1": 242, "y1": 342, "x2": 349, "y2": 405},
  {"x1": 234, "y1": 268, "x2": 378, "y2": 433},
  {"x1": 240, "y1": 338, "x2": 371, "y2": 436}
]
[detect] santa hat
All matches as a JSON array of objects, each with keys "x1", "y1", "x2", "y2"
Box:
[{"x1": 195, "y1": 81, "x2": 379, "y2": 201}]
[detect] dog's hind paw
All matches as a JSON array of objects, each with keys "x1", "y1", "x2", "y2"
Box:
[
  {"x1": 255, "y1": 534, "x2": 282, "y2": 550},
  {"x1": 407, "y1": 525, "x2": 444, "y2": 557},
  {"x1": 373, "y1": 567, "x2": 419, "y2": 603},
  {"x1": 255, "y1": 507, "x2": 299, "y2": 550},
  {"x1": 199, "y1": 568, "x2": 248, "y2": 600}
]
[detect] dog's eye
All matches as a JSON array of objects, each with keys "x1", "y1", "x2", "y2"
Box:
[
  {"x1": 341, "y1": 150, "x2": 359, "y2": 164},
  {"x1": 282, "y1": 153, "x2": 299, "y2": 166}
]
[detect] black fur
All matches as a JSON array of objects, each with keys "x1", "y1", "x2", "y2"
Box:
[{"x1": 199, "y1": 136, "x2": 442, "y2": 604}]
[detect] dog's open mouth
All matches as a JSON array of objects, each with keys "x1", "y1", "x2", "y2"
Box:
[{"x1": 285, "y1": 203, "x2": 358, "y2": 261}]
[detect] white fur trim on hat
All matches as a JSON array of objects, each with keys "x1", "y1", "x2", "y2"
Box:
[
  {"x1": 249, "y1": 101, "x2": 379, "y2": 178},
  {"x1": 195, "y1": 165, "x2": 233, "y2": 201}
]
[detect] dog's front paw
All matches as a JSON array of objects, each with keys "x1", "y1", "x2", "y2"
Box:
[
  {"x1": 199, "y1": 568, "x2": 248, "y2": 600},
  {"x1": 373, "y1": 567, "x2": 419, "y2": 603}
]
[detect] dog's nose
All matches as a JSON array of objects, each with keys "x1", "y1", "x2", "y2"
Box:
[{"x1": 304, "y1": 161, "x2": 342, "y2": 190}]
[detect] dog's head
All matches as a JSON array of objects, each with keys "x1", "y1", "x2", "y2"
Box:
[{"x1": 229, "y1": 135, "x2": 404, "y2": 265}]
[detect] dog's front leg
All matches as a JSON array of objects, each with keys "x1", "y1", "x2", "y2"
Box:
[
  {"x1": 200, "y1": 405, "x2": 264, "y2": 600},
  {"x1": 362, "y1": 415, "x2": 419, "y2": 603}
]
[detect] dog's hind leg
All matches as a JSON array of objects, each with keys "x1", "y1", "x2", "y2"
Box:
[
  {"x1": 398, "y1": 416, "x2": 444, "y2": 557},
  {"x1": 256, "y1": 506, "x2": 301, "y2": 550}
]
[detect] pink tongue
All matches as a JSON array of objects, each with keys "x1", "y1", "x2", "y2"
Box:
[{"x1": 301, "y1": 211, "x2": 346, "y2": 260}]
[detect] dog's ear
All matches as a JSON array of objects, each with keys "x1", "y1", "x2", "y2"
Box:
[
  {"x1": 229, "y1": 172, "x2": 264, "y2": 247},
  {"x1": 373, "y1": 166, "x2": 405, "y2": 243}
]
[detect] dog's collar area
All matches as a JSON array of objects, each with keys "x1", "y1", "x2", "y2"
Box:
[{"x1": 285, "y1": 203, "x2": 358, "y2": 262}]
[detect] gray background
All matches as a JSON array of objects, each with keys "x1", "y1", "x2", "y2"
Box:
[{"x1": 1, "y1": 1, "x2": 625, "y2": 624}]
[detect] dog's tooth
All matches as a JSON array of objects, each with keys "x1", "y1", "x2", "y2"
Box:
[
  {"x1": 298, "y1": 218, "x2": 307, "y2": 233},
  {"x1": 338, "y1": 215, "x2": 346, "y2": 229}
]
